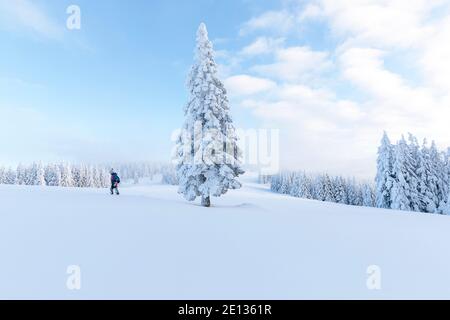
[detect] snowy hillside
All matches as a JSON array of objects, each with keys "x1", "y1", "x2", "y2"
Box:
[{"x1": 1, "y1": 181, "x2": 450, "y2": 299}]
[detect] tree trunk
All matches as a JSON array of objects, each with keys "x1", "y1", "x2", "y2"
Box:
[{"x1": 201, "y1": 195, "x2": 211, "y2": 207}]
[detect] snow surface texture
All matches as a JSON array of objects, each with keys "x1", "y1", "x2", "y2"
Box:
[{"x1": 1, "y1": 180, "x2": 450, "y2": 299}]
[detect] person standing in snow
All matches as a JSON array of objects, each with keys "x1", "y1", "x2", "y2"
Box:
[{"x1": 110, "y1": 169, "x2": 121, "y2": 195}]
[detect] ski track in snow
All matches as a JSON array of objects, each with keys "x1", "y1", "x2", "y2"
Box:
[{"x1": 0, "y1": 183, "x2": 450, "y2": 299}]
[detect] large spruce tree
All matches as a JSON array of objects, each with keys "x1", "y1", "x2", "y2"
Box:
[{"x1": 175, "y1": 23, "x2": 244, "y2": 207}]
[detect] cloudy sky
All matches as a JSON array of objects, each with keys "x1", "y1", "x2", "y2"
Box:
[{"x1": 1, "y1": 0, "x2": 450, "y2": 177}]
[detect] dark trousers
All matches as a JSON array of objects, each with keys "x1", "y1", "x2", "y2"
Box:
[{"x1": 110, "y1": 183, "x2": 119, "y2": 194}]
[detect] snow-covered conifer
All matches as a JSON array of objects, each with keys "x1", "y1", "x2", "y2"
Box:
[
  {"x1": 375, "y1": 132, "x2": 395, "y2": 208},
  {"x1": 406, "y1": 134, "x2": 421, "y2": 211},
  {"x1": 60, "y1": 163, "x2": 74, "y2": 187},
  {"x1": 175, "y1": 23, "x2": 244, "y2": 207},
  {"x1": 391, "y1": 137, "x2": 413, "y2": 211},
  {"x1": 362, "y1": 183, "x2": 375, "y2": 207},
  {"x1": 0, "y1": 167, "x2": 5, "y2": 184},
  {"x1": 5, "y1": 168, "x2": 16, "y2": 184}
]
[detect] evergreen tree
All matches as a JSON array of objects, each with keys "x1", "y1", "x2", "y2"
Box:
[
  {"x1": 391, "y1": 137, "x2": 413, "y2": 211},
  {"x1": 175, "y1": 23, "x2": 244, "y2": 207},
  {"x1": 290, "y1": 173, "x2": 302, "y2": 197},
  {"x1": 0, "y1": 167, "x2": 5, "y2": 184},
  {"x1": 375, "y1": 132, "x2": 395, "y2": 208},
  {"x1": 323, "y1": 174, "x2": 335, "y2": 202},
  {"x1": 427, "y1": 142, "x2": 445, "y2": 213},
  {"x1": 417, "y1": 139, "x2": 435, "y2": 212},
  {"x1": 5, "y1": 168, "x2": 16, "y2": 184},
  {"x1": 299, "y1": 173, "x2": 313, "y2": 199},
  {"x1": 406, "y1": 134, "x2": 421, "y2": 211},
  {"x1": 443, "y1": 193, "x2": 450, "y2": 215},
  {"x1": 60, "y1": 163, "x2": 74, "y2": 187},
  {"x1": 362, "y1": 183, "x2": 375, "y2": 207}
]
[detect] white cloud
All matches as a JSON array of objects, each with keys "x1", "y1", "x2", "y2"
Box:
[
  {"x1": 419, "y1": 16, "x2": 450, "y2": 93},
  {"x1": 252, "y1": 46, "x2": 332, "y2": 82},
  {"x1": 224, "y1": 0, "x2": 450, "y2": 177},
  {"x1": 318, "y1": 0, "x2": 448, "y2": 49},
  {"x1": 224, "y1": 75, "x2": 277, "y2": 96},
  {"x1": 240, "y1": 37, "x2": 285, "y2": 56},
  {"x1": 299, "y1": 4, "x2": 324, "y2": 21},
  {"x1": 239, "y1": 10, "x2": 295, "y2": 35},
  {"x1": 0, "y1": 0, "x2": 63, "y2": 39}
]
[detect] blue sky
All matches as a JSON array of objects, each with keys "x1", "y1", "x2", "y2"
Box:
[
  {"x1": 0, "y1": 0, "x2": 271, "y2": 165},
  {"x1": 1, "y1": 0, "x2": 450, "y2": 177}
]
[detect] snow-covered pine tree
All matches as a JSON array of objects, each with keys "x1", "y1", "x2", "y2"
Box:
[
  {"x1": 313, "y1": 175, "x2": 327, "y2": 201},
  {"x1": 16, "y1": 164, "x2": 25, "y2": 185},
  {"x1": 362, "y1": 182, "x2": 376, "y2": 207},
  {"x1": 60, "y1": 163, "x2": 73, "y2": 187},
  {"x1": 323, "y1": 174, "x2": 335, "y2": 202},
  {"x1": 270, "y1": 175, "x2": 281, "y2": 193},
  {"x1": 53, "y1": 164, "x2": 62, "y2": 186},
  {"x1": 406, "y1": 133, "x2": 421, "y2": 212},
  {"x1": 0, "y1": 167, "x2": 5, "y2": 184},
  {"x1": 391, "y1": 137, "x2": 413, "y2": 211},
  {"x1": 346, "y1": 178, "x2": 358, "y2": 205},
  {"x1": 439, "y1": 150, "x2": 450, "y2": 213},
  {"x1": 334, "y1": 176, "x2": 348, "y2": 204},
  {"x1": 175, "y1": 23, "x2": 244, "y2": 207},
  {"x1": 429, "y1": 142, "x2": 447, "y2": 213},
  {"x1": 375, "y1": 131, "x2": 395, "y2": 209},
  {"x1": 417, "y1": 139, "x2": 435, "y2": 212},
  {"x1": 92, "y1": 166, "x2": 101, "y2": 188},
  {"x1": 443, "y1": 193, "x2": 450, "y2": 215},
  {"x1": 5, "y1": 168, "x2": 16, "y2": 184},
  {"x1": 26, "y1": 163, "x2": 38, "y2": 185},
  {"x1": 99, "y1": 168, "x2": 110, "y2": 188},
  {"x1": 290, "y1": 173, "x2": 302, "y2": 197},
  {"x1": 279, "y1": 172, "x2": 293, "y2": 194},
  {"x1": 440, "y1": 149, "x2": 450, "y2": 213},
  {"x1": 298, "y1": 173, "x2": 313, "y2": 199},
  {"x1": 36, "y1": 162, "x2": 46, "y2": 186},
  {"x1": 71, "y1": 166, "x2": 81, "y2": 187}
]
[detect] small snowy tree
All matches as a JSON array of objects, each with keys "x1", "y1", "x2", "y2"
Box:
[
  {"x1": 16, "y1": 164, "x2": 26, "y2": 185},
  {"x1": 323, "y1": 174, "x2": 335, "y2": 202},
  {"x1": 0, "y1": 167, "x2": 5, "y2": 184},
  {"x1": 443, "y1": 193, "x2": 450, "y2": 215},
  {"x1": 391, "y1": 137, "x2": 413, "y2": 211},
  {"x1": 5, "y1": 168, "x2": 16, "y2": 184},
  {"x1": 406, "y1": 134, "x2": 421, "y2": 212},
  {"x1": 362, "y1": 183, "x2": 376, "y2": 207},
  {"x1": 175, "y1": 23, "x2": 244, "y2": 207},
  {"x1": 299, "y1": 173, "x2": 313, "y2": 199},
  {"x1": 60, "y1": 163, "x2": 74, "y2": 187},
  {"x1": 290, "y1": 173, "x2": 301, "y2": 197},
  {"x1": 334, "y1": 176, "x2": 348, "y2": 204},
  {"x1": 375, "y1": 132, "x2": 395, "y2": 209}
]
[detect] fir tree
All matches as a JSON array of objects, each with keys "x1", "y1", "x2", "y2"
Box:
[
  {"x1": 175, "y1": 23, "x2": 244, "y2": 207},
  {"x1": 375, "y1": 132, "x2": 395, "y2": 208}
]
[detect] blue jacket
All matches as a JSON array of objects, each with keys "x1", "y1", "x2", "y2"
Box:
[{"x1": 111, "y1": 173, "x2": 121, "y2": 184}]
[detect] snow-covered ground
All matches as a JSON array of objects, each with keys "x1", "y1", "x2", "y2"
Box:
[{"x1": 1, "y1": 180, "x2": 450, "y2": 299}]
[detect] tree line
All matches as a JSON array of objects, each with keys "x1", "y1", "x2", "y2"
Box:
[
  {"x1": 0, "y1": 162, "x2": 177, "y2": 188},
  {"x1": 269, "y1": 132, "x2": 450, "y2": 215},
  {"x1": 270, "y1": 172, "x2": 375, "y2": 207},
  {"x1": 376, "y1": 132, "x2": 450, "y2": 214}
]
